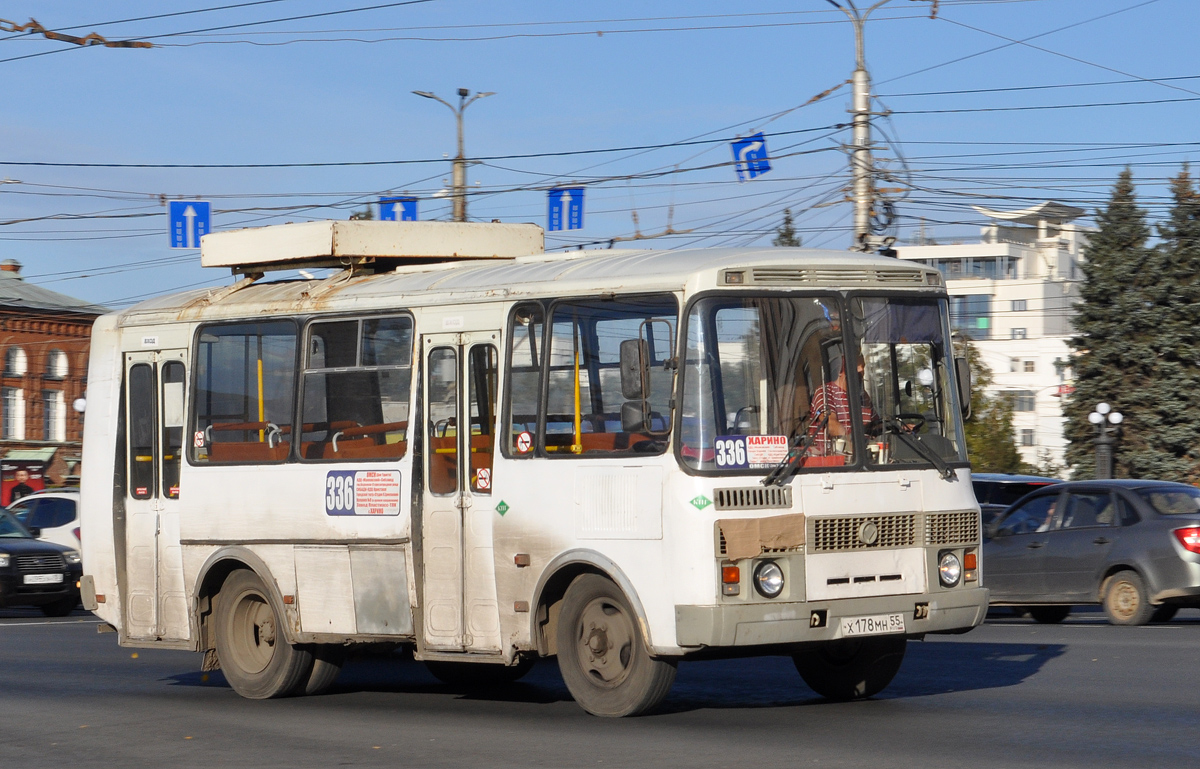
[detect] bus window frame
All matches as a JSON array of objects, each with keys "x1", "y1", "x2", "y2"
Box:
[
  {"x1": 674, "y1": 288, "x2": 870, "y2": 479},
  {"x1": 295, "y1": 311, "x2": 416, "y2": 464},
  {"x1": 186, "y1": 317, "x2": 301, "y2": 467},
  {"x1": 500, "y1": 300, "x2": 547, "y2": 461},
  {"x1": 537, "y1": 292, "x2": 680, "y2": 461}
]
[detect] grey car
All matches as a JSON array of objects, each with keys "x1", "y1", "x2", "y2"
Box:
[
  {"x1": 984, "y1": 479, "x2": 1200, "y2": 625},
  {"x1": 972, "y1": 473, "x2": 1061, "y2": 530}
]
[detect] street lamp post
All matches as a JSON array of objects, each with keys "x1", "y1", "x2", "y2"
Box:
[
  {"x1": 412, "y1": 88, "x2": 495, "y2": 222},
  {"x1": 1088, "y1": 402, "x2": 1123, "y2": 480}
]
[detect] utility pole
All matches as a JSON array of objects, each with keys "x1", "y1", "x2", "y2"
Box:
[{"x1": 413, "y1": 88, "x2": 495, "y2": 222}]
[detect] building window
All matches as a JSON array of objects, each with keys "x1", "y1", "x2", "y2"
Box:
[
  {"x1": 3, "y1": 387, "x2": 25, "y2": 439},
  {"x1": 1010, "y1": 358, "x2": 1020, "y2": 373},
  {"x1": 1011, "y1": 299, "x2": 1027, "y2": 312},
  {"x1": 43, "y1": 390, "x2": 65, "y2": 442},
  {"x1": 1024, "y1": 360, "x2": 1036, "y2": 373},
  {"x1": 1011, "y1": 328, "x2": 1027, "y2": 340},
  {"x1": 951, "y1": 295, "x2": 991, "y2": 339},
  {"x1": 1020, "y1": 428, "x2": 1035, "y2": 447},
  {"x1": 1014, "y1": 390, "x2": 1036, "y2": 412},
  {"x1": 4, "y1": 347, "x2": 27, "y2": 377},
  {"x1": 46, "y1": 349, "x2": 68, "y2": 380}
]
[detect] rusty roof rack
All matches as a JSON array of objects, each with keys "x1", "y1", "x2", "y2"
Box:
[{"x1": 200, "y1": 220, "x2": 545, "y2": 276}]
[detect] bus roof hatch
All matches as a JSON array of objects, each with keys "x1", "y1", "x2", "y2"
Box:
[{"x1": 200, "y1": 220, "x2": 545, "y2": 275}]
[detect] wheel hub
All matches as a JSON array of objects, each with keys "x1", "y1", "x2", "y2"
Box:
[{"x1": 576, "y1": 598, "x2": 635, "y2": 687}]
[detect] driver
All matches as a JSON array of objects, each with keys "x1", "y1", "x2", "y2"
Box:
[{"x1": 806, "y1": 356, "x2": 880, "y2": 454}]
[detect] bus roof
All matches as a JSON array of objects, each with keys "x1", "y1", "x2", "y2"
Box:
[{"x1": 112, "y1": 245, "x2": 943, "y2": 327}]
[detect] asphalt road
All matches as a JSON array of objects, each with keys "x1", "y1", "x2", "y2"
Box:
[{"x1": 2, "y1": 608, "x2": 1198, "y2": 769}]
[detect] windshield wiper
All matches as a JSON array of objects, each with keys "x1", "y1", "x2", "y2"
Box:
[
  {"x1": 886, "y1": 417, "x2": 955, "y2": 481},
  {"x1": 762, "y1": 413, "x2": 825, "y2": 487}
]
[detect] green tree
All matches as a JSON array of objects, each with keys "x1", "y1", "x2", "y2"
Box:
[
  {"x1": 959, "y1": 338, "x2": 1028, "y2": 473},
  {"x1": 349, "y1": 205, "x2": 374, "y2": 220},
  {"x1": 1063, "y1": 169, "x2": 1157, "y2": 478},
  {"x1": 772, "y1": 209, "x2": 801, "y2": 247}
]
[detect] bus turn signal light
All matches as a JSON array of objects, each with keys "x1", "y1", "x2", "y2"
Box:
[
  {"x1": 964, "y1": 552, "x2": 977, "y2": 570},
  {"x1": 1174, "y1": 527, "x2": 1200, "y2": 554},
  {"x1": 722, "y1": 565, "x2": 740, "y2": 596}
]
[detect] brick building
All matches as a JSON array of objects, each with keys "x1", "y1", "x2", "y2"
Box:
[{"x1": 0, "y1": 259, "x2": 106, "y2": 491}]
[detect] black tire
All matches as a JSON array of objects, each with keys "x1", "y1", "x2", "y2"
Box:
[
  {"x1": 425, "y1": 656, "x2": 535, "y2": 688},
  {"x1": 40, "y1": 596, "x2": 78, "y2": 617},
  {"x1": 1150, "y1": 605, "x2": 1179, "y2": 624},
  {"x1": 556, "y1": 574, "x2": 676, "y2": 717},
  {"x1": 793, "y1": 635, "x2": 907, "y2": 701},
  {"x1": 1028, "y1": 605, "x2": 1071, "y2": 624},
  {"x1": 1103, "y1": 570, "x2": 1155, "y2": 626},
  {"x1": 214, "y1": 570, "x2": 314, "y2": 699},
  {"x1": 303, "y1": 645, "x2": 346, "y2": 696}
]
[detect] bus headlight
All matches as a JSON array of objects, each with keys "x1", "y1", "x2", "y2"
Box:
[
  {"x1": 753, "y1": 560, "x2": 785, "y2": 598},
  {"x1": 938, "y1": 551, "x2": 962, "y2": 587}
]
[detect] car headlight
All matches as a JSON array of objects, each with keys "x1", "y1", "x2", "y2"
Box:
[
  {"x1": 0, "y1": 553, "x2": 8, "y2": 568},
  {"x1": 938, "y1": 551, "x2": 962, "y2": 587},
  {"x1": 753, "y1": 560, "x2": 785, "y2": 598},
  {"x1": 64, "y1": 550, "x2": 82, "y2": 565}
]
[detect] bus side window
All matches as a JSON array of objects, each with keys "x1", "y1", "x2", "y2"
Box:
[
  {"x1": 191, "y1": 321, "x2": 297, "y2": 464},
  {"x1": 128, "y1": 363, "x2": 156, "y2": 499},
  {"x1": 468, "y1": 344, "x2": 497, "y2": 493},
  {"x1": 504, "y1": 303, "x2": 543, "y2": 458},
  {"x1": 299, "y1": 315, "x2": 412, "y2": 462},
  {"x1": 161, "y1": 361, "x2": 185, "y2": 498}
]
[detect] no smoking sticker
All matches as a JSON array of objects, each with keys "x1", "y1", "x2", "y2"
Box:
[
  {"x1": 193, "y1": 431, "x2": 206, "y2": 448},
  {"x1": 516, "y1": 431, "x2": 533, "y2": 454},
  {"x1": 476, "y1": 468, "x2": 491, "y2": 490}
]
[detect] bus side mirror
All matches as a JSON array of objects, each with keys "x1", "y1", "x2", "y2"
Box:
[
  {"x1": 621, "y1": 401, "x2": 646, "y2": 433},
  {"x1": 619, "y1": 339, "x2": 647, "y2": 401},
  {"x1": 955, "y1": 356, "x2": 971, "y2": 419}
]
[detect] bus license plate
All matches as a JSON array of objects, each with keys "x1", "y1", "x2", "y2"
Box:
[
  {"x1": 837, "y1": 613, "x2": 904, "y2": 638},
  {"x1": 23, "y1": 573, "x2": 63, "y2": 585}
]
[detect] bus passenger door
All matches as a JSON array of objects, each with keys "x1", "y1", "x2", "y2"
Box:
[
  {"x1": 122, "y1": 350, "x2": 189, "y2": 642},
  {"x1": 419, "y1": 332, "x2": 504, "y2": 653}
]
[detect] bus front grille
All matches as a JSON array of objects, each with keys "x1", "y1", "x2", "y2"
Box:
[
  {"x1": 713, "y1": 486, "x2": 792, "y2": 511},
  {"x1": 925, "y1": 510, "x2": 980, "y2": 545},
  {"x1": 809, "y1": 514, "x2": 917, "y2": 552}
]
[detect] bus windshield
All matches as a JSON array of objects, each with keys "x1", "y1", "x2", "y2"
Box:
[{"x1": 679, "y1": 294, "x2": 965, "y2": 473}]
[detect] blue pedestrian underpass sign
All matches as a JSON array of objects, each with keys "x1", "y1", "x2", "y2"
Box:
[
  {"x1": 169, "y1": 201, "x2": 211, "y2": 249},
  {"x1": 379, "y1": 197, "x2": 418, "y2": 221},
  {"x1": 731, "y1": 132, "x2": 771, "y2": 182},
  {"x1": 548, "y1": 187, "x2": 584, "y2": 231}
]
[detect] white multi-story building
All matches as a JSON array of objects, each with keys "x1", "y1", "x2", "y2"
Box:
[{"x1": 895, "y1": 202, "x2": 1092, "y2": 474}]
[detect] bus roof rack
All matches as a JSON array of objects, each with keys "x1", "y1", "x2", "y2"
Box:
[{"x1": 200, "y1": 220, "x2": 545, "y2": 275}]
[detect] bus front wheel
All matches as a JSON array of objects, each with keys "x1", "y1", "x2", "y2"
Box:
[
  {"x1": 793, "y1": 635, "x2": 907, "y2": 701},
  {"x1": 215, "y1": 570, "x2": 314, "y2": 699},
  {"x1": 555, "y1": 574, "x2": 676, "y2": 717}
]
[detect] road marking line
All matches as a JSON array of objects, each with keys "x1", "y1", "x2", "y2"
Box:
[{"x1": 0, "y1": 619, "x2": 103, "y2": 628}]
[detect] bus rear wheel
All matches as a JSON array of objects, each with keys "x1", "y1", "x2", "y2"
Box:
[
  {"x1": 556, "y1": 574, "x2": 676, "y2": 717},
  {"x1": 793, "y1": 635, "x2": 907, "y2": 701},
  {"x1": 215, "y1": 570, "x2": 313, "y2": 699}
]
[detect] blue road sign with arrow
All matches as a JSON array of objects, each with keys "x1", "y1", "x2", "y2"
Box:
[
  {"x1": 548, "y1": 187, "x2": 584, "y2": 231},
  {"x1": 379, "y1": 197, "x2": 418, "y2": 221},
  {"x1": 169, "y1": 201, "x2": 211, "y2": 249},
  {"x1": 731, "y1": 132, "x2": 771, "y2": 182}
]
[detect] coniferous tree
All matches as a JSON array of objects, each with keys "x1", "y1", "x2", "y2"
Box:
[
  {"x1": 1064, "y1": 169, "x2": 1155, "y2": 478},
  {"x1": 772, "y1": 209, "x2": 801, "y2": 247}
]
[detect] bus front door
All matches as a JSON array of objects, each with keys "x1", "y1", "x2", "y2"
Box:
[
  {"x1": 122, "y1": 350, "x2": 189, "y2": 642},
  {"x1": 420, "y1": 333, "x2": 503, "y2": 654}
]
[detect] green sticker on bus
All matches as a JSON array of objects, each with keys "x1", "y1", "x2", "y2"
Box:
[
  {"x1": 690, "y1": 495, "x2": 712, "y2": 510},
  {"x1": 495, "y1": 500, "x2": 510, "y2": 516}
]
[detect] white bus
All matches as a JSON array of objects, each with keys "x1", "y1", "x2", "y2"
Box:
[{"x1": 80, "y1": 220, "x2": 987, "y2": 716}]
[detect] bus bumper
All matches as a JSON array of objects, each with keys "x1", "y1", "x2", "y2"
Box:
[{"x1": 675, "y1": 587, "x2": 989, "y2": 648}]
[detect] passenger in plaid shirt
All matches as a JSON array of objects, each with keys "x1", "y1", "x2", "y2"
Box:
[{"x1": 806, "y1": 357, "x2": 880, "y2": 455}]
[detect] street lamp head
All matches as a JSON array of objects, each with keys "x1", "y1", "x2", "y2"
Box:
[
  {"x1": 1088, "y1": 412, "x2": 1104, "y2": 425},
  {"x1": 477, "y1": 91, "x2": 496, "y2": 98},
  {"x1": 1108, "y1": 412, "x2": 1124, "y2": 425},
  {"x1": 413, "y1": 90, "x2": 436, "y2": 99},
  {"x1": 1096, "y1": 402, "x2": 1111, "y2": 415}
]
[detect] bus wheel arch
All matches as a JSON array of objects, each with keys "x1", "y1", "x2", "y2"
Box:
[
  {"x1": 194, "y1": 547, "x2": 295, "y2": 654},
  {"x1": 531, "y1": 551, "x2": 654, "y2": 658}
]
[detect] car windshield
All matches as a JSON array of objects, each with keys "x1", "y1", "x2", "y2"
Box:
[
  {"x1": 1137, "y1": 487, "x2": 1200, "y2": 515},
  {"x1": 679, "y1": 293, "x2": 966, "y2": 473},
  {"x1": 0, "y1": 510, "x2": 31, "y2": 538}
]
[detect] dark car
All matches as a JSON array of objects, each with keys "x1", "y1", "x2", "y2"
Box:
[
  {"x1": 0, "y1": 509, "x2": 83, "y2": 616},
  {"x1": 983, "y1": 479, "x2": 1200, "y2": 625},
  {"x1": 972, "y1": 472, "x2": 1062, "y2": 529}
]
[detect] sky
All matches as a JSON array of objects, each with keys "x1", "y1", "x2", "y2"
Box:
[{"x1": 0, "y1": 0, "x2": 1197, "y2": 309}]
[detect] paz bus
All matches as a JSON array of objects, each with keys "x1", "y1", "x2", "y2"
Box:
[{"x1": 79, "y1": 220, "x2": 987, "y2": 717}]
